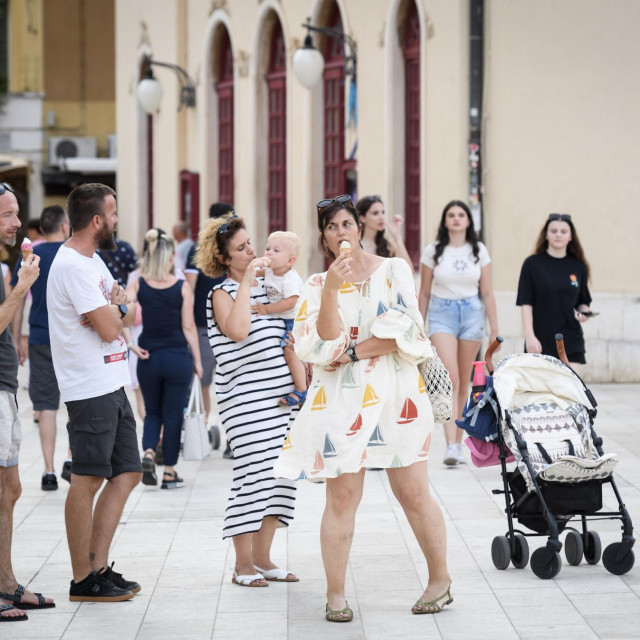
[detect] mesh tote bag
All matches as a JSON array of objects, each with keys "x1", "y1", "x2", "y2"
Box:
[
  {"x1": 182, "y1": 374, "x2": 210, "y2": 461},
  {"x1": 418, "y1": 346, "x2": 453, "y2": 423}
]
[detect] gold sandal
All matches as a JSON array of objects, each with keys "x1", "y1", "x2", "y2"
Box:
[
  {"x1": 412, "y1": 581, "x2": 453, "y2": 614},
  {"x1": 325, "y1": 601, "x2": 353, "y2": 622}
]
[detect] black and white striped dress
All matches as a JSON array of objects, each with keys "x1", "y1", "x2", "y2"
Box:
[{"x1": 207, "y1": 278, "x2": 297, "y2": 539}]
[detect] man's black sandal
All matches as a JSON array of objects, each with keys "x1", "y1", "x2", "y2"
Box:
[{"x1": 0, "y1": 584, "x2": 55, "y2": 610}]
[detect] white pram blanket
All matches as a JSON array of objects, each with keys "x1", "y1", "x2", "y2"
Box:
[{"x1": 493, "y1": 354, "x2": 618, "y2": 491}]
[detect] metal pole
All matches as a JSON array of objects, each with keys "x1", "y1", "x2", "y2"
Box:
[{"x1": 469, "y1": 0, "x2": 484, "y2": 234}]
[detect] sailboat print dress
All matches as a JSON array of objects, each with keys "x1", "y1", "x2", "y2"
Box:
[
  {"x1": 207, "y1": 278, "x2": 297, "y2": 538},
  {"x1": 274, "y1": 258, "x2": 436, "y2": 480}
]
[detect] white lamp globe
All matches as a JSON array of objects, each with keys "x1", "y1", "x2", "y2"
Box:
[
  {"x1": 137, "y1": 77, "x2": 164, "y2": 114},
  {"x1": 293, "y1": 36, "x2": 325, "y2": 89}
]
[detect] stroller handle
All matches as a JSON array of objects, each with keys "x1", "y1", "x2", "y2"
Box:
[
  {"x1": 485, "y1": 336, "x2": 504, "y2": 373},
  {"x1": 555, "y1": 333, "x2": 570, "y2": 365}
]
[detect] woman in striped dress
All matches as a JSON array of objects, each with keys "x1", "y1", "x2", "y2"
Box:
[{"x1": 195, "y1": 215, "x2": 298, "y2": 587}]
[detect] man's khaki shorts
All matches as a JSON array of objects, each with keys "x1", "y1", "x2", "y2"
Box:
[{"x1": 0, "y1": 391, "x2": 21, "y2": 467}]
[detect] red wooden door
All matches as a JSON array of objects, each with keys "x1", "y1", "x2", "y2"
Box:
[
  {"x1": 180, "y1": 170, "x2": 200, "y2": 240},
  {"x1": 267, "y1": 21, "x2": 286, "y2": 232},
  {"x1": 323, "y1": 7, "x2": 345, "y2": 198},
  {"x1": 217, "y1": 29, "x2": 234, "y2": 205},
  {"x1": 404, "y1": 3, "x2": 421, "y2": 268}
]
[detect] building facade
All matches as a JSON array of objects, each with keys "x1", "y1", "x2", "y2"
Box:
[
  {"x1": 0, "y1": 0, "x2": 116, "y2": 222},
  {"x1": 114, "y1": 0, "x2": 640, "y2": 381}
]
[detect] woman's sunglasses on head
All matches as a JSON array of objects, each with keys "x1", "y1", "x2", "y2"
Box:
[
  {"x1": 216, "y1": 213, "x2": 238, "y2": 237},
  {"x1": 0, "y1": 182, "x2": 15, "y2": 195},
  {"x1": 548, "y1": 213, "x2": 572, "y2": 222},
  {"x1": 316, "y1": 194, "x2": 353, "y2": 213}
]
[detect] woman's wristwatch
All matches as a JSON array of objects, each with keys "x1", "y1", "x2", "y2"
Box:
[{"x1": 346, "y1": 346, "x2": 358, "y2": 362}]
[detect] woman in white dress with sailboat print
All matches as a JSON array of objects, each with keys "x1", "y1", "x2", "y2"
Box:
[{"x1": 274, "y1": 196, "x2": 451, "y2": 622}]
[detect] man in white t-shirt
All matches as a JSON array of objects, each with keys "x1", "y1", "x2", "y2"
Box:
[{"x1": 47, "y1": 184, "x2": 141, "y2": 603}]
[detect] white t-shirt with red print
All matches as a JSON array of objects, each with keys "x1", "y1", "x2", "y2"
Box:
[{"x1": 47, "y1": 245, "x2": 130, "y2": 402}]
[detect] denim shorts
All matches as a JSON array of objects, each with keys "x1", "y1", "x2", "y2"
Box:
[
  {"x1": 280, "y1": 318, "x2": 294, "y2": 348},
  {"x1": 428, "y1": 295, "x2": 486, "y2": 340}
]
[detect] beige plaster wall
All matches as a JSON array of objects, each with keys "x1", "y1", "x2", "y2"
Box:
[{"x1": 484, "y1": 0, "x2": 640, "y2": 294}]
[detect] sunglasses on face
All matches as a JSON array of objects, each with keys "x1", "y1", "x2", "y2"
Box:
[
  {"x1": 548, "y1": 213, "x2": 572, "y2": 222},
  {"x1": 316, "y1": 194, "x2": 353, "y2": 213},
  {"x1": 216, "y1": 213, "x2": 238, "y2": 236},
  {"x1": 0, "y1": 182, "x2": 15, "y2": 195}
]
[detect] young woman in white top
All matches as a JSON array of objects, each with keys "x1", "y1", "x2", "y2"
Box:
[{"x1": 418, "y1": 200, "x2": 499, "y2": 466}]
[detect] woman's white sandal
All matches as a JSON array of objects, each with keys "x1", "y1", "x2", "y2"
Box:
[
  {"x1": 253, "y1": 565, "x2": 299, "y2": 582},
  {"x1": 231, "y1": 572, "x2": 268, "y2": 587}
]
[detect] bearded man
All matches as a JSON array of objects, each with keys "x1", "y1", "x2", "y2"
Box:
[{"x1": 47, "y1": 183, "x2": 142, "y2": 602}]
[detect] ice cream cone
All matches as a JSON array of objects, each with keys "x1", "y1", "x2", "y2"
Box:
[
  {"x1": 21, "y1": 238, "x2": 33, "y2": 261},
  {"x1": 339, "y1": 241, "x2": 351, "y2": 254}
]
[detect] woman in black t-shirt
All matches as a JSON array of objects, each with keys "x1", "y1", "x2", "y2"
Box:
[{"x1": 516, "y1": 214, "x2": 593, "y2": 367}]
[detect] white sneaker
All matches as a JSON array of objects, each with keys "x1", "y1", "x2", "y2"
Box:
[
  {"x1": 443, "y1": 444, "x2": 458, "y2": 466},
  {"x1": 455, "y1": 442, "x2": 466, "y2": 464}
]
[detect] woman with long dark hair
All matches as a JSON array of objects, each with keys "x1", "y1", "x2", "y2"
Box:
[
  {"x1": 276, "y1": 195, "x2": 451, "y2": 622},
  {"x1": 418, "y1": 200, "x2": 499, "y2": 466},
  {"x1": 356, "y1": 195, "x2": 413, "y2": 269},
  {"x1": 517, "y1": 213, "x2": 592, "y2": 369}
]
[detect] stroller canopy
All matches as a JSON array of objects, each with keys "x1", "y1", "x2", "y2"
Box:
[{"x1": 492, "y1": 354, "x2": 595, "y2": 417}]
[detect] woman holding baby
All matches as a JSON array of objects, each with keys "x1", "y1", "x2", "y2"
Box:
[{"x1": 195, "y1": 215, "x2": 299, "y2": 587}]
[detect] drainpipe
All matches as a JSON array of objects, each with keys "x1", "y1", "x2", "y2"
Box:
[{"x1": 469, "y1": 0, "x2": 484, "y2": 234}]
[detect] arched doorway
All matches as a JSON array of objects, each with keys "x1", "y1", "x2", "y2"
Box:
[
  {"x1": 266, "y1": 19, "x2": 286, "y2": 232},
  {"x1": 322, "y1": 2, "x2": 346, "y2": 198},
  {"x1": 216, "y1": 28, "x2": 234, "y2": 205}
]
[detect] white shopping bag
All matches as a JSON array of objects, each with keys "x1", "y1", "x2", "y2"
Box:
[{"x1": 182, "y1": 374, "x2": 210, "y2": 461}]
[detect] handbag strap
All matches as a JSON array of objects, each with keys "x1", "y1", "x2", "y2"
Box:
[
  {"x1": 193, "y1": 374, "x2": 204, "y2": 415},
  {"x1": 186, "y1": 374, "x2": 198, "y2": 414}
]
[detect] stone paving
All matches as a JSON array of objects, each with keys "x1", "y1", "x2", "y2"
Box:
[{"x1": 4, "y1": 371, "x2": 640, "y2": 639}]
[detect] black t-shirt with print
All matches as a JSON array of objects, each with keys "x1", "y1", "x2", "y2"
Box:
[{"x1": 516, "y1": 253, "x2": 591, "y2": 360}]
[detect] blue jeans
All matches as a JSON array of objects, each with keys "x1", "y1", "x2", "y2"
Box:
[
  {"x1": 428, "y1": 295, "x2": 486, "y2": 340},
  {"x1": 137, "y1": 348, "x2": 193, "y2": 467}
]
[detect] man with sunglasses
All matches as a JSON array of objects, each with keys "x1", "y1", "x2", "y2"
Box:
[{"x1": 0, "y1": 182, "x2": 54, "y2": 620}]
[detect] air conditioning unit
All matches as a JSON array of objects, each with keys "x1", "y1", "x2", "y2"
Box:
[
  {"x1": 48, "y1": 136, "x2": 97, "y2": 167},
  {"x1": 107, "y1": 134, "x2": 117, "y2": 158}
]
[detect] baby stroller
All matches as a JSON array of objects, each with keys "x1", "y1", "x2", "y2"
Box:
[{"x1": 459, "y1": 335, "x2": 634, "y2": 580}]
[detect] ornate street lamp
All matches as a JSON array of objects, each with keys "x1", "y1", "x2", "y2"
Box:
[
  {"x1": 136, "y1": 55, "x2": 196, "y2": 113},
  {"x1": 292, "y1": 17, "x2": 357, "y2": 89}
]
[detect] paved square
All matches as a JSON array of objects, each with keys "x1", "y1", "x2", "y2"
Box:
[{"x1": 7, "y1": 374, "x2": 640, "y2": 639}]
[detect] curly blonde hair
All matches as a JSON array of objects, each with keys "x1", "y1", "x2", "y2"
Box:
[{"x1": 194, "y1": 215, "x2": 245, "y2": 278}]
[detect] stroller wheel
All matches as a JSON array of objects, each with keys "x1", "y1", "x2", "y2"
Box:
[
  {"x1": 530, "y1": 547, "x2": 562, "y2": 579},
  {"x1": 511, "y1": 534, "x2": 529, "y2": 569},
  {"x1": 491, "y1": 536, "x2": 511, "y2": 570},
  {"x1": 209, "y1": 426, "x2": 221, "y2": 450},
  {"x1": 602, "y1": 542, "x2": 635, "y2": 575},
  {"x1": 584, "y1": 530, "x2": 602, "y2": 565},
  {"x1": 564, "y1": 530, "x2": 584, "y2": 566}
]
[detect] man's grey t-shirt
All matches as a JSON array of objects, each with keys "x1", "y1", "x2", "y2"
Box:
[{"x1": 0, "y1": 272, "x2": 18, "y2": 394}]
